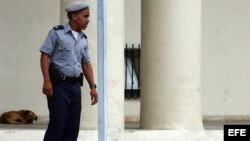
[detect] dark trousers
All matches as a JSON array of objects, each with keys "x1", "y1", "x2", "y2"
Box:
[{"x1": 43, "y1": 81, "x2": 81, "y2": 141}]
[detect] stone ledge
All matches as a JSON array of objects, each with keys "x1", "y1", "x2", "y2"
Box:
[{"x1": 203, "y1": 116, "x2": 250, "y2": 122}]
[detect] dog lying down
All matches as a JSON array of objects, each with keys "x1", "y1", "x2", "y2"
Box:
[{"x1": 0, "y1": 110, "x2": 38, "y2": 124}]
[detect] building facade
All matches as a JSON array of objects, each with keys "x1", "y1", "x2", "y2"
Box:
[{"x1": 1, "y1": 0, "x2": 250, "y2": 131}]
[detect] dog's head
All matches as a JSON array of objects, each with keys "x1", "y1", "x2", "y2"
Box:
[{"x1": 19, "y1": 110, "x2": 38, "y2": 123}]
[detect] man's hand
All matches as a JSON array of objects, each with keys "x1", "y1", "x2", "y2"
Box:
[
  {"x1": 42, "y1": 80, "x2": 53, "y2": 98},
  {"x1": 90, "y1": 88, "x2": 98, "y2": 105}
]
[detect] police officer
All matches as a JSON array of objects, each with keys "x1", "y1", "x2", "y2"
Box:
[{"x1": 40, "y1": 1, "x2": 98, "y2": 141}]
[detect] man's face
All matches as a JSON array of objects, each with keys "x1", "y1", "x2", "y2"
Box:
[{"x1": 73, "y1": 9, "x2": 90, "y2": 30}]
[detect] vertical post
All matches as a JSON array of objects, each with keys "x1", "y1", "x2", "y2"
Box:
[
  {"x1": 97, "y1": 0, "x2": 107, "y2": 141},
  {"x1": 125, "y1": 44, "x2": 128, "y2": 98},
  {"x1": 131, "y1": 44, "x2": 134, "y2": 91},
  {"x1": 138, "y1": 44, "x2": 141, "y2": 97}
]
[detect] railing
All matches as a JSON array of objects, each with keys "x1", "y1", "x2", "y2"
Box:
[{"x1": 124, "y1": 44, "x2": 141, "y2": 99}]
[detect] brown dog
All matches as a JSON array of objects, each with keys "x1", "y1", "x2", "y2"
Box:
[{"x1": 0, "y1": 110, "x2": 38, "y2": 124}]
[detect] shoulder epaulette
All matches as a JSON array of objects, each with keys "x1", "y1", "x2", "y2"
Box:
[
  {"x1": 83, "y1": 34, "x2": 87, "y2": 39},
  {"x1": 53, "y1": 25, "x2": 64, "y2": 30}
]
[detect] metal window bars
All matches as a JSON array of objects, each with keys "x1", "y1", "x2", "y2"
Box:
[{"x1": 125, "y1": 44, "x2": 141, "y2": 99}]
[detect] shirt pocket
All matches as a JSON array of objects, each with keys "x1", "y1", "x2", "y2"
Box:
[{"x1": 56, "y1": 41, "x2": 72, "y2": 60}]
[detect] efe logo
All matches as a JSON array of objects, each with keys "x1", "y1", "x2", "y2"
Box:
[
  {"x1": 228, "y1": 129, "x2": 246, "y2": 136},
  {"x1": 224, "y1": 125, "x2": 250, "y2": 141}
]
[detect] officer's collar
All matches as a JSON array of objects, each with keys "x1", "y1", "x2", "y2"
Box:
[
  {"x1": 64, "y1": 23, "x2": 72, "y2": 33},
  {"x1": 65, "y1": 23, "x2": 85, "y2": 37}
]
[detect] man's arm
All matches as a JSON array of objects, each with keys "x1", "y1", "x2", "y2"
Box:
[
  {"x1": 40, "y1": 52, "x2": 53, "y2": 97},
  {"x1": 82, "y1": 62, "x2": 98, "y2": 105}
]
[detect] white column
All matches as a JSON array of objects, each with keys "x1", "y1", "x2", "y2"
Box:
[
  {"x1": 140, "y1": 0, "x2": 203, "y2": 130},
  {"x1": 60, "y1": 0, "x2": 124, "y2": 129},
  {"x1": 105, "y1": 0, "x2": 125, "y2": 129}
]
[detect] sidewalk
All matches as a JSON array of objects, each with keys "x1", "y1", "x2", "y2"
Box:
[
  {"x1": 1, "y1": 120, "x2": 250, "y2": 141},
  {"x1": 0, "y1": 120, "x2": 242, "y2": 130}
]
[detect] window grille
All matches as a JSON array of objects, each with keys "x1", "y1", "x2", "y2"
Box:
[{"x1": 124, "y1": 44, "x2": 141, "y2": 99}]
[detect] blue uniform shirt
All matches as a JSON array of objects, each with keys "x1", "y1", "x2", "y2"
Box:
[{"x1": 40, "y1": 23, "x2": 90, "y2": 77}]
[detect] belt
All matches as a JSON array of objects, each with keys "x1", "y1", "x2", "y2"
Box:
[{"x1": 60, "y1": 75, "x2": 80, "y2": 84}]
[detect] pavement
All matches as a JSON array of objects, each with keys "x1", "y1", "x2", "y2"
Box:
[
  {"x1": 1, "y1": 120, "x2": 250, "y2": 130},
  {"x1": 2, "y1": 120, "x2": 249, "y2": 141}
]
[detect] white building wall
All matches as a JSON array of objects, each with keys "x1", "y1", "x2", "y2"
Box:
[
  {"x1": 0, "y1": 0, "x2": 60, "y2": 117},
  {"x1": 202, "y1": 0, "x2": 250, "y2": 117},
  {"x1": 125, "y1": 0, "x2": 141, "y2": 45}
]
